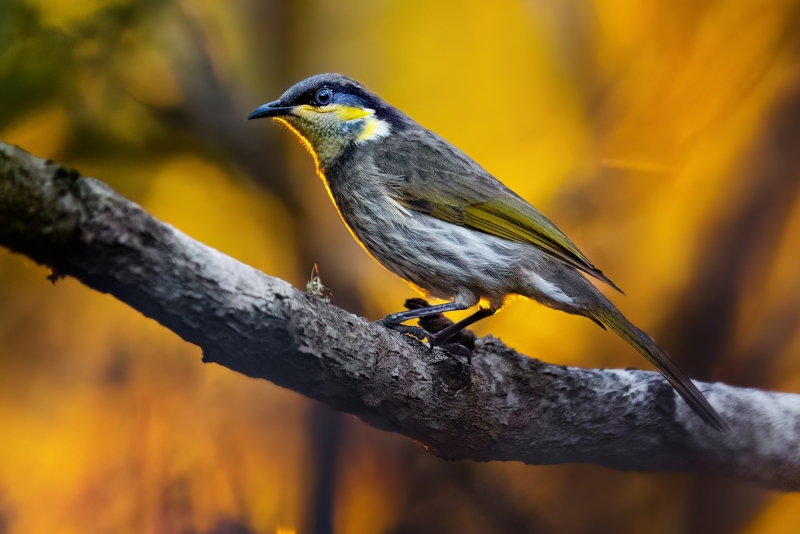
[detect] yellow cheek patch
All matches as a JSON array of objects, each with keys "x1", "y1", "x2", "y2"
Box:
[
  {"x1": 329, "y1": 105, "x2": 372, "y2": 121},
  {"x1": 356, "y1": 116, "x2": 391, "y2": 143}
]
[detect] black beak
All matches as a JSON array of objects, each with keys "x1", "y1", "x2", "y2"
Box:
[
  {"x1": 248, "y1": 100, "x2": 294, "y2": 120},
  {"x1": 247, "y1": 100, "x2": 294, "y2": 120}
]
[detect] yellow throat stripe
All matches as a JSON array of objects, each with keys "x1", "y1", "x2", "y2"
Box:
[
  {"x1": 330, "y1": 104, "x2": 373, "y2": 121},
  {"x1": 294, "y1": 103, "x2": 372, "y2": 121}
]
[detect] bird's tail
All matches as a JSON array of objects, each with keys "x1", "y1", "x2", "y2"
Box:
[{"x1": 591, "y1": 306, "x2": 728, "y2": 431}]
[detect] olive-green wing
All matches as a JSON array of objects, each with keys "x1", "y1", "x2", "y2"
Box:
[
  {"x1": 466, "y1": 195, "x2": 620, "y2": 291},
  {"x1": 377, "y1": 130, "x2": 621, "y2": 291}
]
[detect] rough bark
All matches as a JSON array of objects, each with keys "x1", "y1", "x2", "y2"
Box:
[{"x1": 1, "y1": 141, "x2": 799, "y2": 491}]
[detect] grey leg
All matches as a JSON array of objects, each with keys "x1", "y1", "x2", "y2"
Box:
[
  {"x1": 376, "y1": 301, "x2": 469, "y2": 327},
  {"x1": 431, "y1": 308, "x2": 495, "y2": 345}
]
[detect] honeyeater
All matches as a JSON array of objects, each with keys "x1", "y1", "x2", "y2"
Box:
[{"x1": 248, "y1": 73, "x2": 726, "y2": 430}]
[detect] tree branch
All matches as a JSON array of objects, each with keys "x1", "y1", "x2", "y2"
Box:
[{"x1": 1, "y1": 141, "x2": 799, "y2": 491}]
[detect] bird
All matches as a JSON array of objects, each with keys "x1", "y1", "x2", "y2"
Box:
[{"x1": 248, "y1": 73, "x2": 726, "y2": 430}]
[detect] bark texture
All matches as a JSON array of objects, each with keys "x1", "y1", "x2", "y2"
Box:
[{"x1": 1, "y1": 141, "x2": 799, "y2": 491}]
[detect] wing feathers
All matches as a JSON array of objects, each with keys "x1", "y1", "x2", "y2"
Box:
[{"x1": 379, "y1": 132, "x2": 621, "y2": 291}]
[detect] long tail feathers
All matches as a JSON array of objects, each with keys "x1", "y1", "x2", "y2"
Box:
[{"x1": 592, "y1": 307, "x2": 728, "y2": 431}]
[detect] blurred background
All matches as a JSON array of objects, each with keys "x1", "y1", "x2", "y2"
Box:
[{"x1": 1, "y1": 0, "x2": 800, "y2": 532}]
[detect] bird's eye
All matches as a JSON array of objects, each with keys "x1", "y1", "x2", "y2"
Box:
[{"x1": 315, "y1": 88, "x2": 333, "y2": 106}]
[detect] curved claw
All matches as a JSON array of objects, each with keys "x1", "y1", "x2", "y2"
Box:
[{"x1": 376, "y1": 322, "x2": 432, "y2": 343}]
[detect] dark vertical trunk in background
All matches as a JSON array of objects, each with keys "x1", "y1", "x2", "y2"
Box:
[
  {"x1": 306, "y1": 406, "x2": 342, "y2": 534},
  {"x1": 387, "y1": 456, "x2": 542, "y2": 534}
]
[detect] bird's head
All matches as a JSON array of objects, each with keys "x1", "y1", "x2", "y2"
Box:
[{"x1": 248, "y1": 73, "x2": 403, "y2": 169}]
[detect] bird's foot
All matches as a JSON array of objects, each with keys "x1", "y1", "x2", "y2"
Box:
[
  {"x1": 404, "y1": 298, "x2": 476, "y2": 363},
  {"x1": 375, "y1": 298, "x2": 479, "y2": 362}
]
